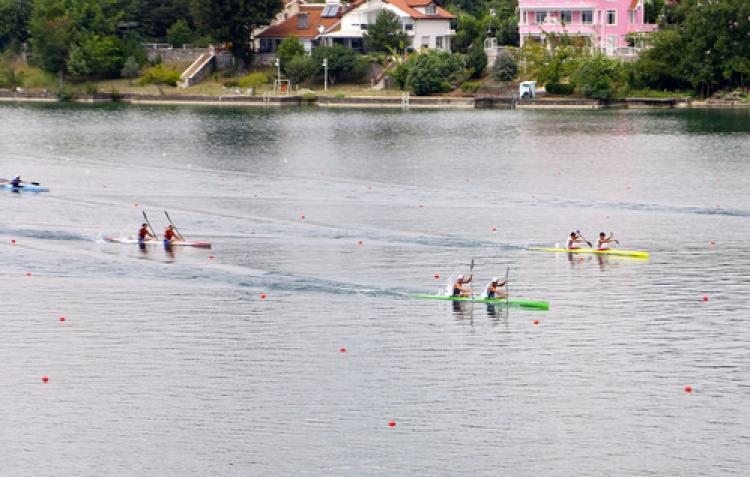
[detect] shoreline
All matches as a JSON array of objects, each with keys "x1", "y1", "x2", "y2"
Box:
[{"x1": 1, "y1": 90, "x2": 748, "y2": 110}]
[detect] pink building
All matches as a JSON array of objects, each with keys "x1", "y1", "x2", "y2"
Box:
[{"x1": 518, "y1": 0, "x2": 658, "y2": 56}]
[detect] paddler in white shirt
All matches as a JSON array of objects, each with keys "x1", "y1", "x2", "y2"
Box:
[
  {"x1": 482, "y1": 277, "x2": 508, "y2": 299},
  {"x1": 566, "y1": 231, "x2": 590, "y2": 249},
  {"x1": 451, "y1": 274, "x2": 473, "y2": 297},
  {"x1": 597, "y1": 232, "x2": 618, "y2": 250}
]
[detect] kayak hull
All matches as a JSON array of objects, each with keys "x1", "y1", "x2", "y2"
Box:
[
  {"x1": 529, "y1": 246, "x2": 649, "y2": 259},
  {"x1": 1, "y1": 184, "x2": 50, "y2": 192},
  {"x1": 413, "y1": 294, "x2": 549, "y2": 310},
  {"x1": 104, "y1": 237, "x2": 212, "y2": 249}
]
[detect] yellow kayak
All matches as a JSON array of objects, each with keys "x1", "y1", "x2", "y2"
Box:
[{"x1": 529, "y1": 247, "x2": 649, "y2": 259}]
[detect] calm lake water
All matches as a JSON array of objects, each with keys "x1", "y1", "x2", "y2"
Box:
[{"x1": 1, "y1": 104, "x2": 749, "y2": 475}]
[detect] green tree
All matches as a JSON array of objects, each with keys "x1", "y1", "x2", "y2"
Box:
[
  {"x1": 452, "y1": 13, "x2": 483, "y2": 53},
  {"x1": 627, "y1": 28, "x2": 686, "y2": 90},
  {"x1": 30, "y1": 11, "x2": 74, "y2": 73},
  {"x1": 363, "y1": 10, "x2": 408, "y2": 53},
  {"x1": 284, "y1": 55, "x2": 319, "y2": 85},
  {"x1": 277, "y1": 36, "x2": 305, "y2": 70},
  {"x1": 312, "y1": 44, "x2": 367, "y2": 83},
  {"x1": 466, "y1": 45, "x2": 487, "y2": 78},
  {"x1": 190, "y1": 0, "x2": 283, "y2": 61},
  {"x1": 167, "y1": 19, "x2": 195, "y2": 47},
  {"x1": 573, "y1": 53, "x2": 623, "y2": 100},
  {"x1": 406, "y1": 50, "x2": 465, "y2": 95},
  {"x1": 491, "y1": 51, "x2": 517, "y2": 81},
  {"x1": 67, "y1": 34, "x2": 124, "y2": 79},
  {"x1": 0, "y1": 0, "x2": 32, "y2": 52},
  {"x1": 132, "y1": 0, "x2": 190, "y2": 40}
]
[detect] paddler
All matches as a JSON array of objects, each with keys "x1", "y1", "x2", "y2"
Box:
[
  {"x1": 11, "y1": 176, "x2": 22, "y2": 188},
  {"x1": 482, "y1": 277, "x2": 508, "y2": 299},
  {"x1": 138, "y1": 223, "x2": 156, "y2": 243},
  {"x1": 451, "y1": 273, "x2": 473, "y2": 297},
  {"x1": 566, "y1": 231, "x2": 590, "y2": 249},
  {"x1": 163, "y1": 224, "x2": 183, "y2": 244},
  {"x1": 597, "y1": 232, "x2": 615, "y2": 250}
]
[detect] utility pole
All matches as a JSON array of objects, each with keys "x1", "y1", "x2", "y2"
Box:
[
  {"x1": 274, "y1": 58, "x2": 281, "y2": 94},
  {"x1": 322, "y1": 58, "x2": 328, "y2": 91}
]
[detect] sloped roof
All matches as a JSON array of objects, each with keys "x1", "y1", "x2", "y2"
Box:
[
  {"x1": 349, "y1": 0, "x2": 455, "y2": 20},
  {"x1": 258, "y1": 5, "x2": 341, "y2": 39}
]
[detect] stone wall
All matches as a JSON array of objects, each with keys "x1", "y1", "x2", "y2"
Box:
[{"x1": 144, "y1": 46, "x2": 233, "y2": 69}]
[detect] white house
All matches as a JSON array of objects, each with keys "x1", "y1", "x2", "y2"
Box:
[
  {"x1": 257, "y1": 0, "x2": 455, "y2": 55},
  {"x1": 321, "y1": 0, "x2": 456, "y2": 52}
]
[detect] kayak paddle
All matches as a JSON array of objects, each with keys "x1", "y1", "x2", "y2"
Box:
[
  {"x1": 164, "y1": 210, "x2": 185, "y2": 241},
  {"x1": 505, "y1": 266, "x2": 510, "y2": 305},
  {"x1": 142, "y1": 210, "x2": 158, "y2": 238},
  {"x1": 576, "y1": 229, "x2": 593, "y2": 248}
]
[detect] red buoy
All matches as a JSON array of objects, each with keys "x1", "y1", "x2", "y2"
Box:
[
  {"x1": 11, "y1": 239, "x2": 16, "y2": 245},
  {"x1": 708, "y1": 240, "x2": 716, "y2": 246},
  {"x1": 357, "y1": 240, "x2": 363, "y2": 246},
  {"x1": 434, "y1": 273, "x2": 440, "y2": 280},
  {"x1": 491, "y1": 227, "x2": 496, "y2": 232},
  {"x1": 684, "y1": 385, "x2": 692, "y2": 393},
  {"x1": 388, "y1": 420, "x2": 396, "y2": 427},
  {"x1": 208, "y1": 255, "x2": 215, "y2": 259},
  {"x1": 134, "y1": 203, "x2": 139, "y2": 207},
  {"x1": 41, "y1": 376, "x2": 49, "y2": 384},
  {"x1": 702, "y1": 295, "x2": 709, "y2": 302},
  {"x1": 417, "y1": 204, "x2": 423, "y2": 208},
  {"x1": 533, "y1": 319, "x2": 539, "y2": 326},
  {"x1": 300, "y1": 215, "x2": 305, "y2": 220},
  {"x1": 260, "y1": 293, "x2": 267, "y2": 299},
  {"x1": 26, "y1": 272, "x2": 32, "y2": 277},
  {"x1": 59, "y1": 316, "x2": 65, "y2": 322},
  {"x1": 339, "y1": 347, "x2": 347, "y2": 353}
]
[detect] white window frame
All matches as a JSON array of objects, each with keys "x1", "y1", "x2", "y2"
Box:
[
  {"x1": 607, "y1": 10, "x2": 617, "y2": 25},
  {"x1": 560, "y1": 10, "x2": 572, "y2": 24},
  {"x1": 535, "y1": 12, "x2": 547, "y2": 24},
  {"x1": 435, "y1": 36, "x2": 443, "y2": 49},
  {"x1": 421, "y1": 36, "x2": 429, "y2": 49},
  {"x1": 582, "y1": 10, "x2": 593, "y2": 24},
  {"x1": 425, "y1": 4, "x2": 436, "y2": 15}
]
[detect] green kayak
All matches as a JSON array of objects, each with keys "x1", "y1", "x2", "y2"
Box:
[{"x1": 413, "y1": 294, "x2": 549, "y2": 310}]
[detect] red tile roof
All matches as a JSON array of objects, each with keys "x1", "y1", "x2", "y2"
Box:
[
  {"x1": 258, "y1": 5, "x2": 341, "y2": 39},
  {"x1": 349, "y1": 0, "x2": 455, "y2": 20}
]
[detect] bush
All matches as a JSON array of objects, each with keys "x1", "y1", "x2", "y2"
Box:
[
  {"x1": 284, "y1": 55, "x2": 319, "y2": 85},
  {"x1": 466, "y1": 46, "x2": 487, "y2": 79},
  {"x1": 302, "y1": 92, "x2": 316, "y2": 102},
  {"x1": 545, "y1": 82, "x2": 575, "y2": 95},
  {"x1": 83, "y1": 83, "x2": 97, "y2": 95},
  {"x1": 460, "y1": 80, "x2": 481, "y2": 93},
  {"x1": 492, "y1": 52, "x2": 517, "y2": 81},
  {"x1": 573, "y1": 54, "x2": 623, "y2": 101},
  {"x1": 139, "y1": 64, "x2": 181, "y2": 87},
  {"x1": 406, "y1": 50, "x2": 465, "y2": 96},
  {"x1": 110, "y1": 87, "x2": 122, "y2": 102},
  {"x1": 55, "y1": 84, "x2": 75, "y2": 101},
  {"x1": 120, "y1": 57, "x2": 140, "y2": 81},
  {"x1": 238, "y1": 71, "x2": 269, "y2": 89},
  {"x1": 223, "y1": 79, "x2": 239, "y2": 88},
  {"x1": 389, "y1": 62, "x2": 410, "y2": 90},
  {"x1": 312, "y1": 45, "x2": 367, "y2": 83}
]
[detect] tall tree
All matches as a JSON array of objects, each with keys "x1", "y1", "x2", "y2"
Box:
[
  {"x1": 363, "y1": 10, "x2": 408, "y2": 53},
  {"x1": 0, "y1": 0, "x2": 33, "y2": 52},
  {"x1": 132, "y1": 0, "x2": 190, "y2": 41},
  {"x1": 190, "y1": 0, "x2": 283, "y2": 61}
]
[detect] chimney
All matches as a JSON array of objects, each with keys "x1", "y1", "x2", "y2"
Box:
[{"x1": 297, "y1": 13, "x2": 309, "y2": 30}]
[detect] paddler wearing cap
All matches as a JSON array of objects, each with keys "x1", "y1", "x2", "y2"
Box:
[
  {"x1": 482, "y1": 276, "x2": 509, "y2": 299},
  {"x1": 451, "y1": 273, "x2": 473, "y2": 297}
]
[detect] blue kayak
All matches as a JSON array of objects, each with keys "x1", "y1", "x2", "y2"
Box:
[{"x1": 1, "y1": 184, "x2": 50, "y2": 192}]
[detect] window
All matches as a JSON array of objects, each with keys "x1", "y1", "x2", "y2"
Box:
[
  {"x1": 360, "y1": 23, "x2": 368, "y2": 30},
  {"x1": 607, "y1": 10, "x2": 616, "y2": 25},
  {"x1": 535, "y1": 12, "x2": 547, "y2": 24},
  {"x1": 560, "y1": 10, "x2": 572, "y2": 24},
  {"x1": 523, "y1": 11, "x2": 527, "y2": 25},
  {"x1": 404, "y1": 23, "x2": 414, "y2": 31},
  {"x1": 426, "y1": 4, "x2": 437, "y2": 15},
  {"x1": 421, "y1": 36, "x2": 429, "y2": 49},
  {"x1": 436, "y1": 36, "x2": 443, "y2": 49},
  {"x1": 629, "y1": 10, "x2": 636, "y2": 23},
  {"x1": 582, "y1": 10, "x2": 593, "y2": 24}
]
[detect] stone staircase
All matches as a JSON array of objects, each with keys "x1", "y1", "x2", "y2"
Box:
[{"x1": 179, "y1": 52, "x2": 215, "y2": 88}]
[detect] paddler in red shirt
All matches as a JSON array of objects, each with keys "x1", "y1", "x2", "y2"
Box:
[
  {"x1": 138, "y1": 223, "x2": 155, "y2": 243},
  {"x1": 163, "y1": 224, "x2": 183, "y2": 244}
]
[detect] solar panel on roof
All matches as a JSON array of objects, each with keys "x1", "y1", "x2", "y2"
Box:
[{"x1": 321, "y1": 3, "x2": 339, "y2": 17}]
